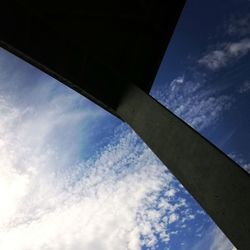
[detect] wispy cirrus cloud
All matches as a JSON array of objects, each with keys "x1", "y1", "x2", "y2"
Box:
[
  {"x1": 198, "y1": 12, "x2": 250, "y2": 71},
  {"x1": 198, "y1": 38, "x2": 250, "y2": 70},
  {"x1": 226, "y1": 14, "x2": 250, "y2": 37},
  {"x1": 238, "y1": 80, "x2": 250, "y2": 93},
  {"x1": 152, "y1": 76, "x2": 233, "y2": 131}
]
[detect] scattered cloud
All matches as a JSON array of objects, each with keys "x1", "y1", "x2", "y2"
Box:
[
  {"x1": 0, "y1": 50, "x2": 196, "y2": 250},
  {"x1": 199, "y1": 13, "x2": 250, "y2": 71},
  {"x1": 199, "y1": 50, "x2": 227, "y2": 70},
  {"x1": 152, "y1": 76, "x2": 233, "y2": 131},
  {"x1": 238, "y1": 80, "x2": 250, "y2": 93},
  {"x1": 226, "y1": 14, "x2": 250, "y2": 37},
  {"x1": 243, "y1": 163, "x2": 250, "y2": 173},
  {"x1": 0, "y1": 34, "x2": 240, "y2": 249},
  {"x1": 0, "y1": 93, "x2": 194, "y2": 250},
  {"x1": 198, "y1": 39, "x2": 250, "y2": 70},
  {"x1": 228, "y1": 152, "x2": 250, "y2": 173}
]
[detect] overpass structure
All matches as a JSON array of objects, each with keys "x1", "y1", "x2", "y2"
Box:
[{"x1": 1, "y1": 1, "x2": 249, "y2": 249}]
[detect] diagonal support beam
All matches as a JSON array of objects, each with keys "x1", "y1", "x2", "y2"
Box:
[{"x1": 116, "y1": 84, "x2": 250, "y2": 250}]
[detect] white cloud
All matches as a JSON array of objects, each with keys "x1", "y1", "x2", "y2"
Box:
[
  {"x1": 228, "y1": 153, "x2": 250, "y2": 173},
  {"x1": 227, "y1": 39, "x2": 250, "y2": 56},
  {"x1": 226, "y1": 14, "x2": 250, "y2": 37},
  {"x1": 238, "y1": 80, "x2": 250, "y2": 93},
  {"x1": 152, "y1": 76, "x2": 233, "y2": 131},
  {"x1": 198, "y1": 13, "x2": 250, "y2": 71},
  {"x1": 192, "y1": 225, "x2": 236, "y2": 250},
  {"x1": 198, "y1": 50, "x2": 228, "y2": 70},
  {"x1": 243, "y1": 163, "x2": 250, "y2": 172},
  {"x1": 0, "y1": 50, "x2": 195, "y2": 250},
  {"x1": 198, "y1": 39, "x2": 250, "y2": 70},
  {"x1": 0, "y1": 95, "x2": 192, "y2": 250},
  {"x1": 169, "y1": 76, "x2": 185, "y2": 91},
  {"x1": 209, "y1": 227, "x2": 236, "y2": 250},
  {"x1": 168, "y1": 213, "x2": 179, "y2": 224},
  {"x1": 1, "y1": 46, "x2": 237, "y2": 250}
]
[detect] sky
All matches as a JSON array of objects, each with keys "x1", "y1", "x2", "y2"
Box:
[
  {"x1": 0, "y1": 0, "x2": 249, "y2": 249},
  {"x1": 151, "y1": 0, "x2": 250, "y2": 173}
]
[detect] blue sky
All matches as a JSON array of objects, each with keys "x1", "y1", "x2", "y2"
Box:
[
  {"x1": 152, "y1": 0, "x2": 250, "y2": 173},
  {"x1": 0, "y1": 0, "x2": 249, "y2": 249}
]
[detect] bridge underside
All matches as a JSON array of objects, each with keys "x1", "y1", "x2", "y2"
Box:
[{"x1": 1, "y1": 1, "x2": 249, "y2": 249}]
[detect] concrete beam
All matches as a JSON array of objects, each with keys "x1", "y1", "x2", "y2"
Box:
[
  {"x1": 0, "y1": 0, "x2": 185, "y2": 117},
  {"x1": 116, "y1": 84, "x2": 250, "y2": 250}
]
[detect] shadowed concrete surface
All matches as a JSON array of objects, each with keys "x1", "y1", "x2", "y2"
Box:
[
  {"x1": 1, "y1": 1, "x2": 250, "y2": 249},
  {"x1": 0, "y1": 0, "x2": 184, "y2": 117}
]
